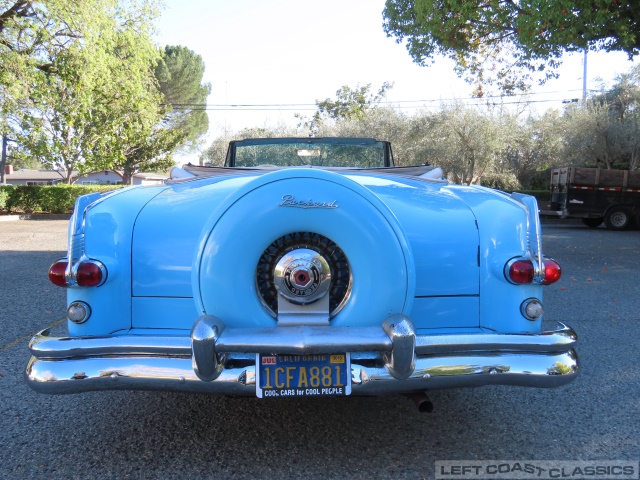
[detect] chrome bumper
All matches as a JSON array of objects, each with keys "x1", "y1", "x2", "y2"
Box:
[{"x1": 25, "y1": 316, "x2": 579, "y2": 395}]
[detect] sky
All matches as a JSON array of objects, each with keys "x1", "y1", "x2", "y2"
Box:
[{"x1": 155, "y1": 0, "x2": 640, "y2": 160}]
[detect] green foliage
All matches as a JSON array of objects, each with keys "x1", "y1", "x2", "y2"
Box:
[
  {"x1": 316, "y1": 83, "x2": 393, "y2": 121},
  {"x1": 0, "y1": 184, "x2": 123, "y2": 214},
  {"x1": 383, "y1": 0, "x2": 640, "y2": 94},
  {"x1": 298, "y1": 83, "x2": 393, "y2": 135},
  {"x1": 108, "y1": 44, "x2": 213, "y2": 184},
  {"x1": 5, "y1": 155, "x2": 43, "y2": 170},
  {"x1": 117, "y1": 128, "x2": 183, "y2": 184},
  {"x1": 0, "y1": 185, "x2": 10, "y2": 210},
  {"x1": 155, "y1": 45, "x2": 212, "y2": 152},
  {"x1": 5, "y1": 185, "x2": 43, "y2": 213},
  {"x1": 1, "y1": 1, "x2": 167, "y2": 182},
  {"x1": 204, "y1": 65, "x2": 640, "y2": 192},
  {"x1": 562, "y1": 65, "x2": 640, "y2": 170}
]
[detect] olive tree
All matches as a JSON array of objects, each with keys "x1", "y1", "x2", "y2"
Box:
[
  {"x1": 501, "y1": 111, "x2": 565, "y2": 189},
  {"x1": 562, "y1": 101, "x2": 626, "y2": 169},
  {"x1": 425, "y1": 102, "x2": 503, "y2": 185}
]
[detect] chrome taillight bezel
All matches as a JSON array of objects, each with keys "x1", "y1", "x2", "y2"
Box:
[
  {"x1": 67, "y1": 301, "x2": 92, "y2": 324},
  {"x1": 520, "y1": 298, "x2": 544, "y2": 321}
]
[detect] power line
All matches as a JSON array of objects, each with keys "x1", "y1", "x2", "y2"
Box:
[{"x1": 164, "y1": 88, "x2": 593, "y2": 111}]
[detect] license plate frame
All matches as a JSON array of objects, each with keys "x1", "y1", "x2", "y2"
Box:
[{"x1": 256, "y1": 353, "x2": 351, "y2": 398}]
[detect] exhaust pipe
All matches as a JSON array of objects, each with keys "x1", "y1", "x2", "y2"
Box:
[{"x1": 404, "y1": 392, "x2": 434, "y2": 413}]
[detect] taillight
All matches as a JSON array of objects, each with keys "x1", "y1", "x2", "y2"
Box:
[
  {"x1": 48, "y1": 259, "x2": 106, "y2": 287},
  {"x1": 507, "y1": 259, "x2": 535, "y2": 284},
  {"x1": 541, "y1": 259, "x2": 562, "y2": 285},
  {"x1": 49, "y1": 260, "x2": 69, "y2": 287},
  {"x1": 506, "y1": 257, "x2": 562, "y2": 285},
  {"x1": 76, "y1": 260, "x2": 106, "y2": 287}
]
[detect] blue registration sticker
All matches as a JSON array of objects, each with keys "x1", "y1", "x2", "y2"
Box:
[{"x1": 256, "y1": 353, "x2": 351, "y2": 398}]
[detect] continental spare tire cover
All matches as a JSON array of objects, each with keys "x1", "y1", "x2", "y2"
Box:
[{"x1": 193, "y1": 168, "x2": 415, "y2": 328}]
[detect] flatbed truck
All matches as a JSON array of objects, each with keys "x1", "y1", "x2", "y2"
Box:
[{"x1": 540, "y1": 167, "x2": 640, "y2": 230}]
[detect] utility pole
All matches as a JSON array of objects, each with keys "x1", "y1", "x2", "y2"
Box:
[
  {"x1": 582, "y1": 48, "x2": 588, "y2": 104},
  {"x1": 1, "y1": 134, "x2": 7, "y2": 184}
]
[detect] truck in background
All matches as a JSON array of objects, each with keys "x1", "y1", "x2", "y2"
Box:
[{"x1": 541, "y1": 167, "x2": 640, "y2": 230}]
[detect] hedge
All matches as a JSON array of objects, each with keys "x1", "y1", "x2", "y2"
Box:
[{"x1": 0, "y1": 184, "x2": 126, "y2": 214}]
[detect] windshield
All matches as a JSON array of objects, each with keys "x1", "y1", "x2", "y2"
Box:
[{"x1": 229, "y1": 138, "x2": 389, "y2": 168}]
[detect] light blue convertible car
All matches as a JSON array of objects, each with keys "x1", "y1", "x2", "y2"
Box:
[{"x1": 26, "y1": 137, "x2": 578, "y2": 409}]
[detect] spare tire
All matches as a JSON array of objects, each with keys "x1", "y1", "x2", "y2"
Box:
[{"x1": 192, "y1": 169, "x2": 415, "y2": 328}]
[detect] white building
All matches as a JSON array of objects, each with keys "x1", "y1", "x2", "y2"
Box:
[
  {"x1": 2, "y1": 166, "x2": 72, "y2": 185},
  {"x1": 3, "y1": 166, "x2": 167, "y2": 186}
]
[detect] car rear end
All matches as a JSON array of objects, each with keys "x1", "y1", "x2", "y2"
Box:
[{"x1": 26, "y1": 168, "x2": 578, "y2": 398}]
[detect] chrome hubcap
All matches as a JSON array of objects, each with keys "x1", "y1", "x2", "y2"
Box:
[
  {"x1": 274, "y1": 248, "x2": 331, "y2": 304},
  {"x1": 256, "y1": 232, "x2": 352, "y2": 318}
]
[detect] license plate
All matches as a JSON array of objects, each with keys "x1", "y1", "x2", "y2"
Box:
[{"x1": 256, "y1": 353, "x2": 351, "y2": 398}]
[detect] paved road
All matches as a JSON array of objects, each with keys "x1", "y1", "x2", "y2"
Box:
[{"x1": 1, "y1": 220, "x2": 638, "y2": 479}]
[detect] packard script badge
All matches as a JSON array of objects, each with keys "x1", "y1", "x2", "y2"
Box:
[{"x1": 278, "y1": 194, "x2": 338, "y2": 209}]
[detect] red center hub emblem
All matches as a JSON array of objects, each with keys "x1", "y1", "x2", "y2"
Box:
[{"x1": 294, "y1": 269, "x2": 310, "y2": 287}]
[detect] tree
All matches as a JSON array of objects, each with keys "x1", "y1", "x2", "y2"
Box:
[
  {"x1": 1, "y1": 0, "x2": 97, "y2": 175},
  {"x1": 318, "y1": 106, "x2": 420, "y2": 165},
  {"x1": 593, "y1": 64, "x2": 640, "y2": 119},
  {"x1": 426, "y1": 102, "x2": 503, "y2": 185},
  {"x1": 621, "y1": 114, "x2": 640, "y2": 170},
  {"x1": 117, "y1": 127, "x2": 183, "y2": 184},
  {"x1": 563, "y1": 64, "x2": 640, "y2": 171},
  {"x1": 383, "y1": 0, "x2": 640, "y2": 94},
  {"x1": 297, "y1": 82, "x2": 392, "y2": 135},
  {"x1": 155, "y1": 45, "x2": 212, "y2": 152},
  {"x1": 201, "y1": 133, "x2": 232, "y2": 166},
  {"x1": 1, "y1": 1, "x2": 93, "y2": 101},
  {"x1": 1, "y1": 1, "x2": 165, "y2": 183},
  {"x1": 1, "y1": 1, "x2": 146, "y2": 121},
  {"x1": 563, "y1": 101, "x2": 624, "y2": 169},
  {"x1": 315, "y1": 82, "x2": 392, "y2": 121},
  {"x1": 109, "y1": 45, "x2": 213, "y2": 184},
  {"x1": 502, "y1": 111, "x2": 565, "y2": 188},
  {"x1": 606, "y1": 69, "x2": 640, "y2": 170}
]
